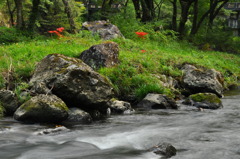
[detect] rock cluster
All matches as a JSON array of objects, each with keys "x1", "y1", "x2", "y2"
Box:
[
  {"x1": 29, "y1": 54, "x2": 115, "y2": 113},
  {"x1": 0, "y1": 43, "x2": 227, "y2": 127}
]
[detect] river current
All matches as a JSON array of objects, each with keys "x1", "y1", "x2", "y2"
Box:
[{"x1": 0, "y1": 90, "x2": 239, "y2": 159}]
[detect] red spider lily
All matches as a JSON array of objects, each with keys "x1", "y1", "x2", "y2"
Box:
[
  {"x1": 135, "y1": 32, "x2": 148, "y2": 39},
  {"x1": 56, "y1": 27, "x2": 64, "y2": 32},
  {"x1": 48, "y1": 27, "x2": 64, "y2": 37},
  {"x1": 141, "y1": 50, "x2": 147, "y2": 53}
]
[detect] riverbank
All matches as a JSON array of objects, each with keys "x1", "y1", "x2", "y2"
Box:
[{"x1": 0, "y1": 33, "x2": 239, "y2": 101}]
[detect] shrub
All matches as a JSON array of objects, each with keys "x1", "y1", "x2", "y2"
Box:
[{"x1": 0, "y1": 27, "x2": 29, "y2": 44}]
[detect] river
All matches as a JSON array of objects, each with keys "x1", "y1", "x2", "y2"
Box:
[{"x1": 0, "y1": 90, "x2": 239, "y2": 159}]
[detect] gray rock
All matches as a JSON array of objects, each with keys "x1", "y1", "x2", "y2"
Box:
[
  {"x1": 181, "y1": 64, "x2": 224, "y2": 97},
  {"x1": 183, "y1": 93, "x2": 223, "y2": 109},
  {"x1": 0, "y1": 89, "x2": 19, "y2": 115},
  {"x1": 66, "y1": 108, "x2": 92, "y2": 123},
  {"x1": 14, "y1": 94, "x2": 69, "y2": 123},
  {"x1": 36, "y1": 126, "x2": 69, "y2": 135},
  {"x1": 79, "y1": 42, "x2": 119, "y2": 70},
  {"x1": 137, "y1": 93, "x2": 178, "y2": 109},
  {"x1": 29, "y1": 54, "x2": 115, "y2": 112},
  {"x1": 107, "y1": 99, "x2": 134, "y2": 114},
  {"x1": 82, "y1": 20, "x2": 124, "y2": 40},
  {"x1": 148, "y1": 142, "x2": 177, "y2": 158}
]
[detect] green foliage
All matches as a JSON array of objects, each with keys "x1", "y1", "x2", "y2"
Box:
[
  {"x1": 38, "y1": 0, "x2": 85, "y2": 32},
  {"x1": 193, "y1": 28, "x2": 240, "y2": 54},
  {"x1": 135, "y1": 84, "x2": 165, "y2": 100},
  {"x1": 0, "y1": 27, "x2": 29, "y2": 44},
  {"x1": 14, "y1": 82, "x2": 31, "y2": 104}
]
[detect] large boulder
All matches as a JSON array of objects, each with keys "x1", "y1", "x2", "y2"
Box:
[
  {"x1": 181, "y1": 64, "x2": 224, "y2": 97},
  {"x1": 183, "y1": 93, "x2": 223, "y2": 109},
  {"x1": 30, "y1": 54, "x2": 115, "y2": 112},
  {"x1": 0, "y1": 89, "x2": 19, "y2": 115},
  {"x1": 14, "y1": 94, "x2": 69, "y2": 123},
  {"x1": 82, "y1": 20, "x2": 124, "y2": 40},
  {"x1": 137, "y1": 93, "x2": 178, "y2": 110},
  {"x1": 79, "y1": 42, "x2": 119, "y2": 70}
]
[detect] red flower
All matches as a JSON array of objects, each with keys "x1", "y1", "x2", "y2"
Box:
[
  {"x1": 135, "y1": 32, "x2": 148, "y2": 39},
  {"x1": 141, "y1": 50, "x2": 147, "y2": 53},
  {"x1": 56, "y1": 27, "x2": 64, "y2": 32},
  {"x1": 48, "y1": 27, "x2": 64, "y2": 37}
]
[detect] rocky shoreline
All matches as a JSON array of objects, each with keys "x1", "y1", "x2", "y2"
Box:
[{"x1": 0, "y1": 40, "x2": 226, "y2": 123}]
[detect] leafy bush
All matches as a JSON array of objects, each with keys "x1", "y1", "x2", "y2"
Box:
[
  {"x1": 14, "y1": 82, "x2": 32, "y2": 104},
  {"x1": 0, "y1": 27, "x2": 29, "y2": 44},
  {"x1": 192, "y1": 29, "x2": 240, "y2": 54}
]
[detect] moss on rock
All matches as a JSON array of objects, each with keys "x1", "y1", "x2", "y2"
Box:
[
  {"x1": 0, "y1": 104, "x2": 5, "y2": 117},
  {"x1": 189, "y1": 93, "x2": 221, "y2": 104},
  {"x1": 14, "y1": 94, "x2": 69, "y2": 123}
]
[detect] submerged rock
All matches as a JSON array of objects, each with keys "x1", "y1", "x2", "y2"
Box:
[
  {"x1": 14, "y1": 94, "x2": 69, "y2": 123},
  {"x1": 148, "y1": 142, "x2": 177, "y2": 158},
  {"x1": 66, "y1": 108, "x2": 92, "y2": 123},
  {"x1": 30, "y1": 54, "x2": 115, "y2": 113},
  {"x1": 183, "y1": 93, "x2": 223, "y2": 109},
  {"x1": 107, "y1": 99, "x2": 134, "y2": 114},
  {"x1": 36, "y1": 126, "x2": 69, "y2": 135},
  {"x1": 82, "y1": 20, "x2": 124, "y2": 40},
  {"x1": 0, "y1": 89, "x2": 19, "y2": 115},
  {"x1": 79, "y1": 42, "x2": 119, "y2": 70},
  {"x1": 181, "y1": 64, "x2": 224, "y2": 97},
  {"x1": 137, "y1": 93, "x2": 178, "y2": 110}
]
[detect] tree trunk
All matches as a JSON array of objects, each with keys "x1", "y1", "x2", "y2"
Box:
[
  {"x1": 170, "y1": 0, "x2": 177, "y2": 31},
  {"x1": 6, "y1": 0, "x2": 14, "y2": 26},
  {"x1": 132, "y1": 0, "x2": 141, "y2": 19},
  {"x1": 140, "y1": 0, "x2": 154, "y2": 22},
  {"x1": 14, "y1": 0, "x2": 24, "y2": 29},
  {"x1": 190, "y1": 0, "x2": 198, "y2": 35},
  {"x1": 208, "y1": 0, "x2": 229, "y2": 28},
  {"x1": 28, "y1": 0, "x2": 40, "y2": 31},
  {"x1": 62, "y1": 0, "x2": 77, "y2": 33},
  {"x1": 178, "y1": 0, "x2": 194, "y2": 37}
]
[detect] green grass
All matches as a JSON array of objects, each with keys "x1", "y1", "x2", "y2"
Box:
[{"x1": 0, "y1": 32, "x2": 240, "y2": 101}]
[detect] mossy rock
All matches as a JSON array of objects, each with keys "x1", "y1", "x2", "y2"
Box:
[
  {"x1": 0, "y1": 104, "x2": 5, "y2": 117},
  {"x1": 189, "y1": 93, "x2": 221, "y2": 104},
  {"x1": 186, "y1": 93, "x2": 223, "y2": 109},
  {"x1": 14, "y1": 94, "x2": 69, "y2": 123}
]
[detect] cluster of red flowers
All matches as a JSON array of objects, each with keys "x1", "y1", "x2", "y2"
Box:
[
  {"x1": 48, "y1": 27, "x2": 64, "y2": 37},
  {"x1": 135, "y1": 32, "x2": 148, "y2": 39}
]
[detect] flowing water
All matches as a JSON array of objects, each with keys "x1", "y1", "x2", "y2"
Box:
[{"x1": 0, "y1": 90, "x2": 240, "y2": 159}]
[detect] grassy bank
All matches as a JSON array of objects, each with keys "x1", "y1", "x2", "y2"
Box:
[{"x1": 0, "y1": 32, "x2": 240, "y2": 100}]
